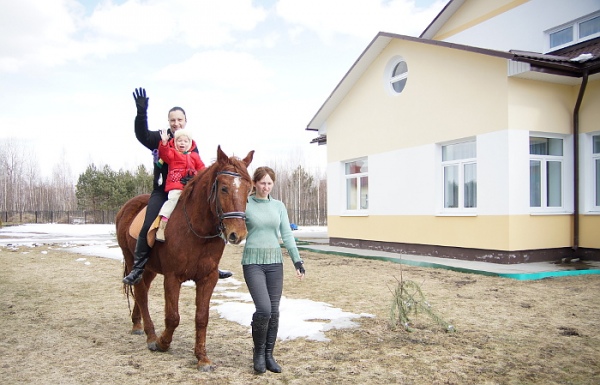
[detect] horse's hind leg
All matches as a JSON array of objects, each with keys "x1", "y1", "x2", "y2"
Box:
[
  {"x1": 131, "y1": 300, "x2": 143, "y2": 335},
  {"x1": 128, "y1": 272, "x2": 148, "y2": 335},
  {"x1": 133, "y1": 272, "x2": 158, "y2": 346}
]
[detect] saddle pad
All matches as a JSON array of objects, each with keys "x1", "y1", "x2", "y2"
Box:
[{"x1": 128, "y1": 207, "x2": 159, "y2": 248}]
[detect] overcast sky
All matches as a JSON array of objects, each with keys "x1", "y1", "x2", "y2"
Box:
[{"x1": 0, "y1": 0, "x2": 447, "y2": 180}]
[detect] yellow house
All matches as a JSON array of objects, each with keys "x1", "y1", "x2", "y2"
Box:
[{"x1": 307, "y1": 0, "x2": 600, "y2": 263}]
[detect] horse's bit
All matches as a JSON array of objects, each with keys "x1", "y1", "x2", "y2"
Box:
[{"x1": 183, "y1": 170, "x2": 246, "y2": 241}]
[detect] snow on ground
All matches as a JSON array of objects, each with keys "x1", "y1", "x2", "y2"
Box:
[{"x1": 0, "y1": 223, "x2": 371, "y2": 341}]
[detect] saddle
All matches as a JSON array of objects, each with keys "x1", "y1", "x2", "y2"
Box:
[{"x1": 128, "y1": 207, "x2": 160, "y2": 247}]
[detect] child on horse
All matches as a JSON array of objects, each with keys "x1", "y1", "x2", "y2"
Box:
[{"x1": 156, "y1": 128, "x2": 206, "y2": 242}]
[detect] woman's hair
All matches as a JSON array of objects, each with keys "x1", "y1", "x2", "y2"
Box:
[
  {"x1": 169, "y1": 106, "x2": 186, "y2": 119},
  {"x1": 252, "y1": 166, "x2": 276, "y2": 184}
]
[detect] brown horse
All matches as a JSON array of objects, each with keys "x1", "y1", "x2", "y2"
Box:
[{"x1": 115, "y1": 146, "x2": 254, "y2": 371}]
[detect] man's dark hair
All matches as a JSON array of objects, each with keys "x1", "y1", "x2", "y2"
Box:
[{"x1": 169, "y1": 106, "x2": 186, "y2": 118}]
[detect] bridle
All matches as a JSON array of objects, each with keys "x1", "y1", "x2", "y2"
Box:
[{"x1": 183, "y1": 170, "x2": 247, "y2": 241}]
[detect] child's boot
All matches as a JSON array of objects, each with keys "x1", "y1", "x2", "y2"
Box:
[{"x1": 156, "y1": 218, "x2": 168, "y2": 242}]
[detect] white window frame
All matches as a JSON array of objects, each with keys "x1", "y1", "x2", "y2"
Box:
[
  {"x1": 342, "y1": 158, "x2": 368, "y2": 216},
  {"x1": 584, "y1": 132, "x2": 600, "y2": 213},
  {"x1": 546, "y1": 12, "x2": 600, "y2": 52},
  {"x1": 529, "y1": 135, "x2": 565, "y2": 213},
  {"x1": 439, "y1": 139, "x2": 477, "y2": 215},
  {"x1": 383, "y1": 56, "x2": 408, "y2": 95}
]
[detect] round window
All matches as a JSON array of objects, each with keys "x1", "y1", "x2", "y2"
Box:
[{"x1": 385, "y1": 56, "x2": 408, "y2": 95}]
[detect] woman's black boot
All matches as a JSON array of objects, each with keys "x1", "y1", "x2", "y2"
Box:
[
  {"x1": 265, "y1": 312, "x2": 282, "y2": 373},
  {"x1": 218, "y1": 270, "x2": 233, "y2": 279},
  {"x1": 251, "y1": 314, "x2": 270, "y2": 374}
]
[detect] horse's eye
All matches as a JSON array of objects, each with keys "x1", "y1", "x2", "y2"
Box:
[{"x1": 221, "y1": 186, "x2": 228, "y2": 194}]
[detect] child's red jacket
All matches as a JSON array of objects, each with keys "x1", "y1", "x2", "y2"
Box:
[{"x1": 158, "y1": 139, "x2": 206, "y2": 192}]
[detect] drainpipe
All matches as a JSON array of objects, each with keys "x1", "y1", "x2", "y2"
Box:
[{"x1": 572, "y1": 70, "x2": 589, "y2": 256}]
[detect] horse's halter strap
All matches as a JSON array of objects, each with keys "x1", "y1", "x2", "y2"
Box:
[{"x1": 183, "y1": 170, "x2": 246, "y2": 241}]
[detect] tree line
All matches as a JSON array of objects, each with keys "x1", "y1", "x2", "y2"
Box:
[{"x1": 0, "y1": 138, "x2": 326, "y2": 225}]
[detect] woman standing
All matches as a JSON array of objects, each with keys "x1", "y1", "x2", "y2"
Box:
[{"x1": 243, "y1": 166, "x2": 306, "y2": 374}]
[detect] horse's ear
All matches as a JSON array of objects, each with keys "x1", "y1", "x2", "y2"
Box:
[
  {"x1": 217, "y1": 145, "x2": 227, "y2": 164},
  {"x1": 243, "y1": 150, "x2": 254, "y2": 167}
]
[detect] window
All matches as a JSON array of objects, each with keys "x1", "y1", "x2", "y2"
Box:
[
  {"x1": 441, "y1": 141, "x2": 476, "y2": 210},
  {"x1": 580, "y1": 15, "x2": 600, "y2": 39},
  {"x1": 593, "y1": 134, "x2": 600, "y2": 208},
  {"x1": 384, "y1": 56, "x2": 408, "y2": 94},
  {"x1": 344, "y1": 159, "x2": 368, "y2": 211},
  {"x1": 550, "y1": 26, "x2": 573, "y2": 48},
  {"x1": 548, "y1": 13, "x2": 600, "y2": 50},
  {"x1": 530, "y1": 137, "x2": 563, "y2": 209}
]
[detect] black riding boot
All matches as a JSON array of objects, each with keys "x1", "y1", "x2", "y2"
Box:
[
  {"x1": 251, "y1": 313, "x2": 270, "y2": 374},
  {"x1": 122, "y1": 237, "x2": 151, "y2": 285},
  {"x1": 218, "y1": 270, "x2": 233, "y2": 279},
  {"x1": 265, "y1": 312, "x2": 282, "y2": 373}
]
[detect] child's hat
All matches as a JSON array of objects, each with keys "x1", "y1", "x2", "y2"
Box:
[{"x1": 174, "y1": 129, "x2": 192, "y2": 141}]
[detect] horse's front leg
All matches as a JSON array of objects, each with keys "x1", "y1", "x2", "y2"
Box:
[
  {"x1": 149, "y1": 273, "x2": 181, "y2": 352},
  {"x1": 195, "y1": 272, "x2": 219, "y2": 372}
]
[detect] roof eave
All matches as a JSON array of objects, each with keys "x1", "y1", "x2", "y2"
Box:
[
  {"x1": 305, "y1": 32, "x2": 394, "y2": 131},
  {"x1": 419, "y1": 0, "x2": 464, "y2": 39}
]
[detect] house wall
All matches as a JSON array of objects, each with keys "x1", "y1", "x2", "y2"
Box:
[
  {"x1": 327, "y1": 130, "x2": 574, "y2": 251},
  {"x1": 580, "y1": 79, "x2": 600, "y2": 133},
  {"x1": 508, "y1": 77, "x2": 575, "y2": 134},
  {"x1": 326, "y1": 39, "x2": 509, "y2": 163},
  {"x1": 434, "y1": 0, "x2": 600, "y2": 52},
  {"x1": 434, "y1": 0, "x2": 528, "y2": 45},
  {"x1": 579, "y1": 79, "x2": 600, "y2": 249},
  {"x1": 325, "y1": 39, "x2": 599, "y2": 259}
]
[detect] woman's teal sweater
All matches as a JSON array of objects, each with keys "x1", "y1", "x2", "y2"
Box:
[{"x1": 242, "y1": 195, "x2": 301, "y2": 265}]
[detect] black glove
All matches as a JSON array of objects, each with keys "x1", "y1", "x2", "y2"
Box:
[
  {"x1": 133, "y1": 87, "x2": 148, "y2": 115},
  {"x1": 294, "y1": 261, "x2": 305, "y2": 275},
  {"x1": 180, "y1": 175, "x2": 191, "y2": 185}
]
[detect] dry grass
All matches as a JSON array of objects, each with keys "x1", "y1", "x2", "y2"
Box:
[{"x1": 1, "y1": 243, "x2": 599, "y2": 384}]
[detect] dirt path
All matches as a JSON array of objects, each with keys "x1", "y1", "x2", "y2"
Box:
[{"x1": 1, "y1": 244, "x2": 599, "y2": 384}]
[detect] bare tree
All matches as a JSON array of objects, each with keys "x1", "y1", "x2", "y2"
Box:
[
  {"x1": 50, "y1": 150, "x2": 76, "y2": 210},
  {"x1": 0, "y1": 137, "x2": 325, "y2": 225},
  {"x1": 0, "y1": 139, "x2": 77, "y2": 212},
  {"x1": 0, "y1": 138, "x2": 28, "y2": 211},
  {"x1": 265, "y1": 155, "x2": 327, "y2": 226}
]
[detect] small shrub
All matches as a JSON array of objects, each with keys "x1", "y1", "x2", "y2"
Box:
[{"x1": 389, "y1": 272, "x2": 455, "y2": 333}]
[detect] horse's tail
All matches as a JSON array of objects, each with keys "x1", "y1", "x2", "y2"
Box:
[
  {"x1": 115, "y1": 194, "x2": 149, "y2": 313},
  {"x1": 123, "y1": 280, "x2": 135, "y2": 315}
]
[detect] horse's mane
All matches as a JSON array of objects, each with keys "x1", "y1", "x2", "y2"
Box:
[{"x1": 179, "y1": 152, "x2": 252, "y2": 203}]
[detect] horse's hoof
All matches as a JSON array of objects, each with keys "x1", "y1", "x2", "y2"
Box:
[
  {"x1": 131, "y1": 329, "x2": 144, "y2": 335},
  {"x1": 148, "y1": 341, "x2": 166, "y2": 351},
  {"x1": 198, "y1": 362, "x2": 216, "y2": 372},
  {"x1": 148, "y1": 341, "x2": 168, "y2": 352}
]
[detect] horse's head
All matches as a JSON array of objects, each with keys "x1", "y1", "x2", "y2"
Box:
[{"x1": 211, "y1": 146, "x2": 254, "y2": 244}]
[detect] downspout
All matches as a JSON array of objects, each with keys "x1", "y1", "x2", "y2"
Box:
[{"x1": 572, "y1": 69, "x2": 589, "y2": 256}]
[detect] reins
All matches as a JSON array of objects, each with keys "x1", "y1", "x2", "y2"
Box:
[{"x1": 183, "y1": 170, "x2": 246, "y2": 241}]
